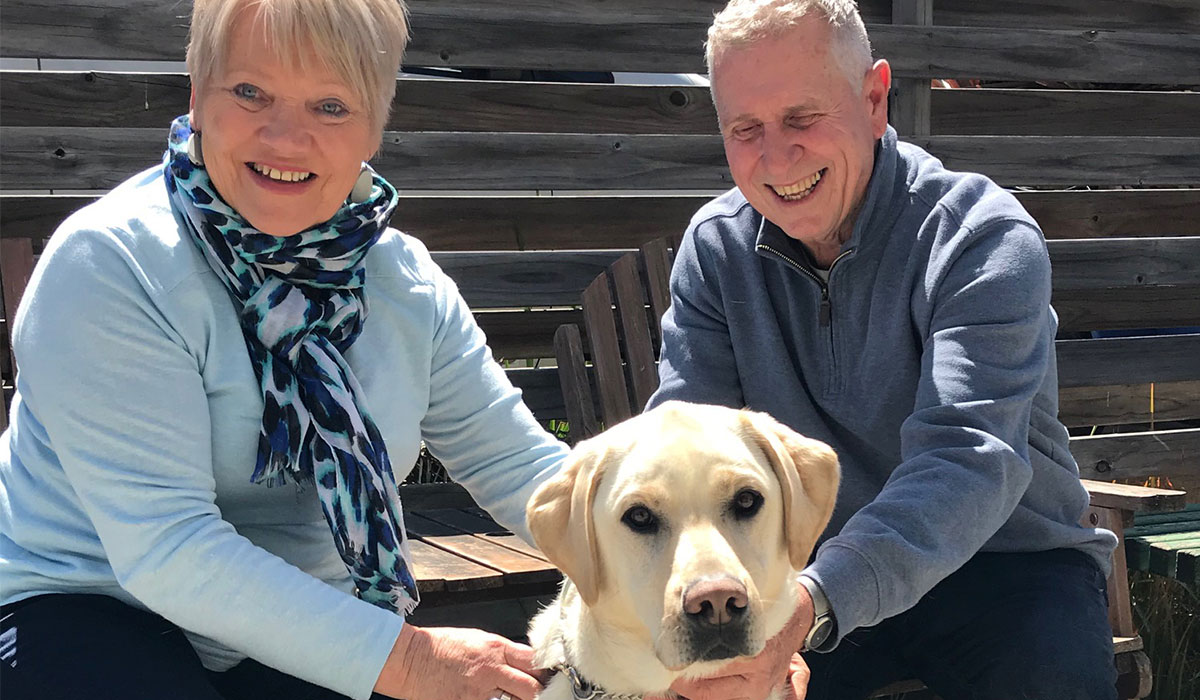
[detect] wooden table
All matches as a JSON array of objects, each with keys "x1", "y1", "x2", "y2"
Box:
[{"x1": 401, "y1": 482, "x2": 562, "y2": 605}]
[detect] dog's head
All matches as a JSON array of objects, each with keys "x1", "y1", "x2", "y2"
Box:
[{"x1": 527, "y1": 401, "x2": 839, "y2": 671}]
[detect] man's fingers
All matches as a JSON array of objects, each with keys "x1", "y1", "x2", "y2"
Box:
[
  {"x1": 788, "y1": 653, "x2": 810, "y2": 700},
  {"x1": 503, "y1": 641, "x2": 538, "y2": 672},
  {"x1": 669, "y1": 674, "x2": 753, "y2": 700}
]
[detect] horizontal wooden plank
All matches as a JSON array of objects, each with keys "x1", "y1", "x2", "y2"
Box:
[
  {"x1": 434, "y1": 250, "x2": 623, "y2": 308},
  {"x1": 1083, "y1": 480, "x2": 1186, "y2": 514},
  {"x1": 931, "y1": 89, "x2": 1200, "y2": 137},
  {"x1": 1057, "y1": 334, "x2": 1200, "y2": 388},
  {"x1": 6, "y1": 128, "x2": 1200, "y2": 192},
  {"x1": 6, "y1": 192, "x2": 1200, "y2": 250},
  {"x1": 419, "y1": 508, "x2": 549, "y2": 562},
  {"x1": 5, "y1": 1, "x2": 1198, "y2": 79},
  {"x1": 1017, "y1": 190, "x2": 1200, "y2": 239},
  {"x1": 935, "y1": 1, "x2": 1200, "y2": 33},
  {"x1": 406, "y1": 537, "x2": 504, "y2": 593},
  {"x1": 0, "y1": 72, "x2": 719, "y2": 135},
  {"x1": 1072, "y1": 427, "x2": 1200, "y2": 482},
  {"x1": 8, "y1": 74, "x2": 1200, "y2": 141},
  {"x1": 477, "y1": 309, "x2": 580, "y2": 360},
  {"x1": 1059, "y1": 380, "x2": 1200, "y2": 428},
  {"x1": 405, "y1": 512, "x2": 555, "y2": 584},
  {"x1": 876, "y1": 25, "x2": 1200, "y2": 83},
  {"x1": 905, "y1": 136, "x2": 1200, "y2": 187},
  {"x1": 0, "y1": 128, "x2": 734, "y2": 191}
]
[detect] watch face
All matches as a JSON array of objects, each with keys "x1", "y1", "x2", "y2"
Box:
[{"x1": 809, "y1": 618, "x2": 833, "y2": 649}]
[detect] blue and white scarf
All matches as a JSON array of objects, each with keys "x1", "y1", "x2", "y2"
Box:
[{"x1": 164, "y1": 115, "x2": 419, "y2": 614}]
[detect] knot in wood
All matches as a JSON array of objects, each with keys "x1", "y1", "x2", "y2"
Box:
[{"x1": 1094, "y1": 459, "x2": 1112, "y2": 474}]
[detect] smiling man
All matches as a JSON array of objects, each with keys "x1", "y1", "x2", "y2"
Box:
[{"x1": 650, "y1": 2, "x2": 1120, "y2": 700}]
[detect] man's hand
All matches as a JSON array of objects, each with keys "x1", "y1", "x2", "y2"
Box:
[{"x1": 668, "y1": 585, "x2": 814, "y2": 700}]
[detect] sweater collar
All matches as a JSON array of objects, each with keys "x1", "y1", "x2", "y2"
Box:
[{"x1": 755, "y1": 125, "x2": 901, "y2": 258}]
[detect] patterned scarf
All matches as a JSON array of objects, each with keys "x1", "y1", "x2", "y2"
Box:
[{"x1": 163, "y1": 115, "x2": 419, "y2": 614}]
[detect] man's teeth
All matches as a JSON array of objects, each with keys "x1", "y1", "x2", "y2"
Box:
[
  {"x1": 252, "y1": 163, "x2": 313, "y2": 182},
  {"x1": 771, "y1": 170, "x2": 823, "y2": 200}
]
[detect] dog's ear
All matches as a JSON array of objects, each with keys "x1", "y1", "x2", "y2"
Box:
[
  {"x1": 526, "y1": 444, "x2": 608, "y2": 605},
  {"x1": 741, "y1": 411, "x2": 840, "y2": 570}
]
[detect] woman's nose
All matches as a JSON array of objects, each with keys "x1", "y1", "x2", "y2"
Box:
[{"x1": 258, "y1": 105, "x2": 313, "y2": 151}]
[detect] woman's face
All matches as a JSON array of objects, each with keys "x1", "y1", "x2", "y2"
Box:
[{"x1": 190, "y1": 11, "x2": 381, "y2": 237}]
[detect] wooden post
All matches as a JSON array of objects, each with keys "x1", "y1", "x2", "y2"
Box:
[{"x1": 890, "y1": 0, "x2": 933, "y2": 137}]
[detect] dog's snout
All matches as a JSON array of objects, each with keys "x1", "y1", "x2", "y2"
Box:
[{"x1": 683, "y1": 578, "x2": 749, "y2": 626}]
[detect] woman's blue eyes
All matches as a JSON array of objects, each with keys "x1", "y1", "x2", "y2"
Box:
[
  {"x1": 233, "y1": 83, "x2": 261, "y2": 101},
  {"x1": 230, "y1": 84, "x2": 349, "y2": 117},
  {"x1": 319, "y1": 101, "x2": 349, "y2": 117}
]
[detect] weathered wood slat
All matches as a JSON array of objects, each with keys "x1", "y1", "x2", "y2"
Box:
[
  {"x1": 6, "y1": 192, "x2": 1200, "y2": 248},
  {"x1": 1084, "y1": 481, "x2": 1187, "y2": 515},
  {"x1": 936, "y1": 1, "x2": 1200, "y2": 33},
  {"x1": 931, "y1": 89, "x2": 1200, "y2": 137},
  {"x1": 553, "y1": 324, "x2": 600, "y2": 442},
  {"x1": 0, "y1": 72, "x2": 719, "y2": 136},
  {"x1": 1072, "y1": 428, "x2": 1200, "y2": 482},
  {"x1": 1059, "y1": 381, "x2": 1200, "y2": 428},
  {"x1": 406, "y1": 537, "x2": 503, "y2": 593},
  {"x1": 1057, "y1": 335, "x2": 1200, "y2": 388},
  {"x1": 5, "y1": 1, "x2": 1198, "y2": 79},
  {"x1": 609, "y1": 254, "x2": 658, "y2": 410},
  {"x1": 581, "y1": 273, "x2": 632, "y2": 427},
  {"x1": 905, "y1": 135, "x2": 1200, "y2": 187},
  {"x1": 418, "y1": 508, "x2": 549, "y2": 562},
  {"x1": 7, "y1": 74, "x2": 1200, "y2": 141},
  {"x1": 1017, "y1": 190, "x2": 1200, "y2": 239},
  {"x1": 405, "y1": 512, "x2": 555, "y2": 584},
  {"x1": 874, "y1": 25, "x2": 1200, "y2": 83},
  {"x1": 0, "y1": 128, "x2": 734, "y2": 191},
  {"x1": 7, "y1": 128, "x2": 1200, "y2": 191},
  {"x1": 433, "y1": 250, "x2": 622, "y2": 308}
]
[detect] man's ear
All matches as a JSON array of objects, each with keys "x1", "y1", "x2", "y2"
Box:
[
  {"x1": 526, "y1": 444, "x2": 608, "y2": 605},
  {"x1": 741, "y1": 410, "x2": 840, "y2": 570},
  {"x1": 863, "y1": 58, "x2": 892, "y2": 139}
]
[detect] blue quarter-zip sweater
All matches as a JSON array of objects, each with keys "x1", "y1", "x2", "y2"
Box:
[{"x1": 647, "y1": 126, "x2": 1117, "y2": 647}]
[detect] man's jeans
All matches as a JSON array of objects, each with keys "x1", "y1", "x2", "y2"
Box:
[{"x1": 803, "y1": 548, "x2": 1117, "y2": 700}]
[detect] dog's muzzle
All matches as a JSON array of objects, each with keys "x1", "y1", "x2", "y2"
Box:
[{"x1": 680, "y1": 578, "x2": 754, "y2": 661}]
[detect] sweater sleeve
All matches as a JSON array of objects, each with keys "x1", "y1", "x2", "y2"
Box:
[
  {"x1": 804, "y1": 219, "x2": 1054, "y2": 644},
  {"x1": 13, "y1": 226, "x2": 403, "y2": 700},
  {"x1": 416, "y1": 255, "x2": 568, "y2": 544},
  {"x1": 647, "y1": 227, "x2": 745, "y2": 411}
]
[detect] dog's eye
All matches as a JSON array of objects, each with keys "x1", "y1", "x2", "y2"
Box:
[
  {"x1": 621, "y1": 505, "x2": 659, "y2": 534},
  {"x1": 731, "y1": 489, "x2": 764, "y2": 519}
]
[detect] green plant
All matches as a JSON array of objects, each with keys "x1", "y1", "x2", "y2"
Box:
[{"x1": 1131, "y1": 572, "x2": 1200, "y2": 700}]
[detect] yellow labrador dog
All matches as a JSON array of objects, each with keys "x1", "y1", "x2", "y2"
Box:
[{"x1": 526, "y1": 401, "x2": 839, "y2": 700}]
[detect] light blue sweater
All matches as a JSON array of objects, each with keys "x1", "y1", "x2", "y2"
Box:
[
  {"x1": 648, "y1": 127, "x2": 1117, "y2": 647},
  {"x1": 0, "y1": 165, "x2": 568, "y2": 699}
]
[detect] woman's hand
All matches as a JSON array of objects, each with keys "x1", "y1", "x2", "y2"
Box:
[{"x1": 374, "y1": 623, "x2": 548, "y2": 700}]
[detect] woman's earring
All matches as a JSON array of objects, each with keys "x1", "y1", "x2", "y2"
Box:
[
  {"x1": 350, "y1": 166, "x2": 373, "y2": 203},
  {"x1": 186, "y1": 132, "x2": 204, "y2": 167}
]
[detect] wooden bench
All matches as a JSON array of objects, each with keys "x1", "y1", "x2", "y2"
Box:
[{"x1": 3, "y1": 0, "x2": 1200, "y2": 696}]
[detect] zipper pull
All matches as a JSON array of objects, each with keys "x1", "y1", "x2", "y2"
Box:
[{"x1": 819, "y1": 289, "x2": 831, "y2": 327}]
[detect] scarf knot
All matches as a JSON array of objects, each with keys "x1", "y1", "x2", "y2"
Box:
[{"x1": 164, "y1": 115, "x2": 419, "y2": 615}]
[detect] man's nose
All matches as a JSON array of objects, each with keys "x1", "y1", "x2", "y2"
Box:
[{"x1": 761, "y1": 126, "x2": 801, "y2": 176}]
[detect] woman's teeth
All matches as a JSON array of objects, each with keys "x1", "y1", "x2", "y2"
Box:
[
  {"x1": 771, "y1": 169, "x2": 824, "y2": 201},
  {"x1": 251, "y1": 163, "x2": 313, "y2": 182}
]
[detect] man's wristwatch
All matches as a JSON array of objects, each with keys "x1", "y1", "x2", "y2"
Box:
[{"x1": 799, "y1": 574, "x2": 836, "y2": 651}]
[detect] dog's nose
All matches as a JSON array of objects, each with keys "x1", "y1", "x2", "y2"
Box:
[{"x1": 683, "y1": 578, "x2": 749, "y2": 626}]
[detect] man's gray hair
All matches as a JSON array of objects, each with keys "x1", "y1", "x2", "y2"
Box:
[
  {"x1": 706, "y1": 0, "x2": 873, "y2": 91},
  {"x1": 187, "y1": 0, "x2": 410, "y2": 130}
]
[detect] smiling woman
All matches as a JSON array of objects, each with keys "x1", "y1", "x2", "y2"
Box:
[
  {"x1": 0, "y1": 1, "x2": 571, "y2": 700},
  {"x1": 188, "y1": 4, "x2": 385, "y2": 236}
]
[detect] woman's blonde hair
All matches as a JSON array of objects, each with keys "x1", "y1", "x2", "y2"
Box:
[
  {"x1": 706, "y1": 0, "x2": 872, "y2": 91},
  {"x1": 187, "y1": 0, "x2": 410, "y2": 129}
]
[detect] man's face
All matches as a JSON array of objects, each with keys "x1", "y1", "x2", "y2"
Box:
[{"x1": 712, "y1": 16, "x2": 890, "y2": 249}]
